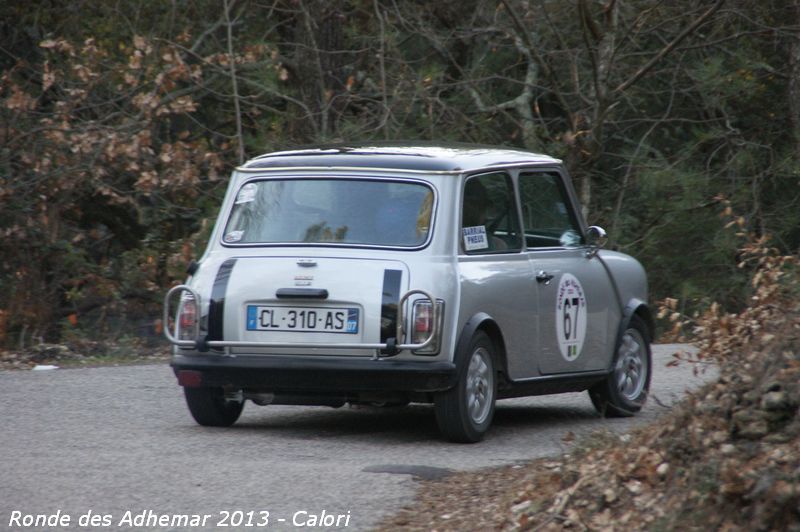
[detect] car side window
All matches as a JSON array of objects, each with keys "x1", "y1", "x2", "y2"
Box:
[
  {"x1": 461, "y1": 172, "x2": 521, "y2": 254},
  {"x1": 519, "y1": 172, "x2": 584, "y2": 248}
]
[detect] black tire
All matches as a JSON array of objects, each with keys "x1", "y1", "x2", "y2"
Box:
[
  {"x1": 589, "y1": 315, "x2": 652, "y2": 417},
  {"x1": 184, "y1": 387, "x2": 244, "y2": 427},
  {"x1": 434, "y1": 331, "x2": 497, "y2": 443}
]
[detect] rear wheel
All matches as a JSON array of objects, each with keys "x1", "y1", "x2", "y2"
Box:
[
  {"x1": 184, "y1": 387, "x2": 244, "y2": 427},
  {"x1": 434, "y1": 331, "x2": 497, "y2": 443},
  {"x1": 590, "y1": 315, "x2": 651, "y2": 417}
]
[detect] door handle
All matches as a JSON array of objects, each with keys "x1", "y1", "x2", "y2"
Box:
[{"x1": 536, "y1": 271, "x2": 554, "y2": 285}]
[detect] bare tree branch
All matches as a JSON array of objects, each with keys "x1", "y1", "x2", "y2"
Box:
[
  {"x1": 613, "y1": 0, "x2": 725, "y2": 95},
  {"x1": 223, "y1": 0, "x2": 245, "y2": 164},
  {"x1": 373, "y1": 0, "x2": 391, "y2": 138}
]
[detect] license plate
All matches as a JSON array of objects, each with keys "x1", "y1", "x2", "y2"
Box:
[{"x1": 246, "y1": 305, "x2": 359, "y2": 334}]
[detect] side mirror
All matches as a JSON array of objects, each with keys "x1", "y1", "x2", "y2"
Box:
[{"x1": 586, "y1": 226, "x2": 607, "y2": 254}]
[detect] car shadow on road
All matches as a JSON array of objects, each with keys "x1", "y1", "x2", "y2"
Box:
[
  {"x1": 493, "y1": 403, "x2": 599, "y2": 426},
  {"x1": 232, "y1": 404, "x2": 441, "y2": 442},
  {"x1": 220, "y1": 400, "x2": 601, "y2": 443}
]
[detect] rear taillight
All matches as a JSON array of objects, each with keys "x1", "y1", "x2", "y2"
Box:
[
  {"x1": 177, "y1": 294, "x2": 198, "y2": 342},
  {"x1": 411, "y1": 299, "x2": 443, "y2": 354},
  {"x1": 413, "y1": 302, "x2": 433, "y2": 340}
]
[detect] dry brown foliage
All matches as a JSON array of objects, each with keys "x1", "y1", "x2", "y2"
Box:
[
  {"x1": 659, "y1": 200, "x2": 799, "y2": 366},
  {"x1": 0, "y1": 34, "x2": 260, "y2": 345}
]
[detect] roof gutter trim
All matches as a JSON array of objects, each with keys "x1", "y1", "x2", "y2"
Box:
[{"x1": 234, "y1": 161, "x2": 563, "y2": 175}]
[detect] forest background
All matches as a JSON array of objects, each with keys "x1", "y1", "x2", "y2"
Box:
[{"x1": 1, "y1": 0, "x2": 799, "y2": 351}]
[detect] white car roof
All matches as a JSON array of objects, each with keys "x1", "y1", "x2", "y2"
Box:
[{"x1": 240, "y1": 143, "x2": 561, "y2": 174}]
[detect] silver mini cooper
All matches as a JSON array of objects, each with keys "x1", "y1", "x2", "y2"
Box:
[{"x1": 164, "y1": 144, "x2": 653, "y2": 442}]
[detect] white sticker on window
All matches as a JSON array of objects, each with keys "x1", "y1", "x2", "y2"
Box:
[
  {"x1": 462, "y1": 226, "x2": 489, "y2": 251},
  {"x1": 235, "y1": 183, "x2": 257, "y2": 204},
  {"x1": 224, "y1": 230, "x2": 244, "y2": 243},
  {"x1": 555, "y1": 273, "x2": 587, "y2": 361}
]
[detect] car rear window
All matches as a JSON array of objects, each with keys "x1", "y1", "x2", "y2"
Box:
[{"x1": 223, "y1": 178, "x2": 434, "y2": 247}]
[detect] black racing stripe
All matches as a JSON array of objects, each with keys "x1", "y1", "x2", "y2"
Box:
[
  {"x1": 208, "y1": 259, "x2": 237, "y2": 342},
  {"x1": 380, "y1": 269, "x2": 403, "y2": 344}
]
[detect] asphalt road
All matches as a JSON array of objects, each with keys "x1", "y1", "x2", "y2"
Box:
[{"x1": 0, "y1": 344, "x2": 712, "y2": 531}]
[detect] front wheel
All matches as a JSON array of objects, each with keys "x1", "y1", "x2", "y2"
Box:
[
  {"x1": 589, "y1": 315, "x2": 652, "y2": 417},
  {"x1": 434, "y1": 331, "x2": 497, "y2": 443},
  {"x1": 184, "y1": 387, "x2": 244, "y2": 427}
]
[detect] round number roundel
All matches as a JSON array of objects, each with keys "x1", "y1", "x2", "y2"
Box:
[{"x1": 555, "y1": 273, "x2": 587, "y2": 361}]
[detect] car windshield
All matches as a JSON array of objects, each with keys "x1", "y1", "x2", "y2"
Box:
[{"x1": 223, "y1": 178, "x2": 434, "y2": 247}]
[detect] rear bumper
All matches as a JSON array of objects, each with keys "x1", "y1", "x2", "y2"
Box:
[{"x1": 171, "y1": 353, "x2": 457, "y2": 393}]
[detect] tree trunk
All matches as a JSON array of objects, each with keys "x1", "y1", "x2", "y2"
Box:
[
  {"x1": 790, "y1": 1, "x2": 800, "y2": 160},
  {"x1": 292, "y1": 0, "x2": 346, "y2": 141}
]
